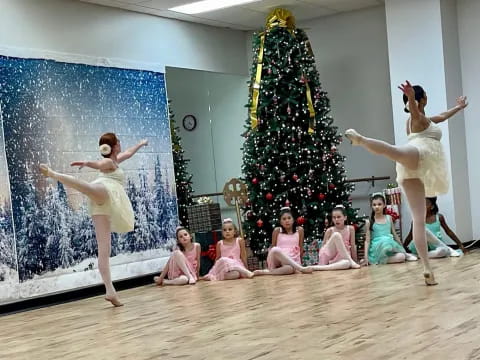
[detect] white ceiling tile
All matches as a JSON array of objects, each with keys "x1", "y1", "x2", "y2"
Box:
[
  {"x1": 79, "y1": 0, "x2": 384, "y2": 30},
  {"x1": 193, "y1": 7, "x2": 267, "y2": 29},
  {"x1": 115, "y1": 0, "x2": 150, "y2": 4},
  {"x1": 302, "y1": 0, "x2": 380, "y2": 12},
  {"x1": 242, "y1": 0, "x2": 299, "y2": 12},
  {"x1": 136, "y1": 0, "x2": 197, "y2": 11}
]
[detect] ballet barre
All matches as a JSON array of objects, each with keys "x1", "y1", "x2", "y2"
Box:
[
  {"x1": 191, "y1": 192, "x2": 223, "y2": 199},
  {"x1": 345, "y1": 176, "x2": 390, "y2": 187},
  {"x1": 191, "y1": 176, "x2": 390, "y2": 199}
]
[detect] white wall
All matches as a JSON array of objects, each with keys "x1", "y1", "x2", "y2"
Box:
[
  {"x1": 457, "y1": 0, "x2": 480, "y2": 239},
  {"x1": 440, "y1": 0, "x2": 472, "y2": 243},
  {"x1": 0, "y1": 0, "x2": 248, "y2": 75},
  {"x1": 166, "y1": 68, "x2": 248, "y2": 226},
  {"x1": 299, "y1": 6, "x2": 396, "y2": 217}
]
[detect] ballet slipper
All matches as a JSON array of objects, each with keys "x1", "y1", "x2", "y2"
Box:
[
  {"x1": 253, "y1": 269, "x2": 270, "y2": 276},
  {"x1": 405, "y1": 253, "x2": 418, "y2": 261},
  {"x1": 188, "y1": 276, "x2": 196, "y2": 285},
  {"x1": 300, "y1": 266, "x2": 314, "y2": 274},
  {"x1": 350, "y1": 261, "x2": 361, "y2": 269},
  {"x1": 423, "y1": 272, "x2": 438, "y2": 286},
  {"x1": 39, "y1": 164, "x2": 52, "y2": 177},
  {"x1": 153, "y1": 276, "x2": 164, "y2": 286},
  {"x1": 105, "y1": 295, "x2": 124, "y2": 307},
  {"x1": 345, "y1": 129, "x2": 363, "y2": 145},
  {"x1": 245, "y1": 270, "x2": 255, "y2": 279}
]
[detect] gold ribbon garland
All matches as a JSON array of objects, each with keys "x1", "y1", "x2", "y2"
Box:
[
  {"x1": 305, "y1": 80, "x2": 315, "y2": 134},
  {"x1": 250, "y1": 8, "x2": 316, "y2": 133},
  {"x1": 250, "y1": 32, "x2": 265, "y2": 130}
]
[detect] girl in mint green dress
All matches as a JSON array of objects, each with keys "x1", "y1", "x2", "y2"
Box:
[
  {"x1": 365, "y1": 193, "x2": 417, "y2": 265},
  {"x1": 404, "y1": 197, "x2": 467, "y2": 258}
]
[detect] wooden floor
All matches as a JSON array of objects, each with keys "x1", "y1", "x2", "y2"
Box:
[{"x1": 3, "y1": 251, "x2": 480, "y2": 360}]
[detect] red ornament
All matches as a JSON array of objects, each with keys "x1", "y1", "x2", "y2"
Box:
[
  {"x1": 297, "y1": 216, "x2": 306, "y2": 225},
  {"x1": 266, "y1": 192, "x2": 274, "y2": 201},
  {"x1": 329, "y1": 183, "x2": 336, "y2": 190},
  {"x1": 252, "y1": 178, "x2": 259, "y2": 185},
  {"x1": 256, "y1": 219, "x2": 264, "y2": 228},
  {"x1": 318, "y1": 193, "x2": 326, "y2": 201},
  {"x1": 353, "y1": 224, "x2": 359, "y2": 231},
  {"x1": 245, "y1": 200, "x2": 251, "y2": 207},
  {"x1": 292, "y1": 174, "x2": 299, "y2": 181},
  {"x1": 285, "y1": 200, "x2": 291, "y2": 207}
]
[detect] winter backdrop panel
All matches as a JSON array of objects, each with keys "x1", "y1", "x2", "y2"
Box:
[{"x1": 0, "y1": 55, "x2": 177, "y2": 304}]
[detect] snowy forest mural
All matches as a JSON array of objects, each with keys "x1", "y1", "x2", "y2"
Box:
[{"x1": 0, "y1": 55, "x2": 177, "y2": 304}]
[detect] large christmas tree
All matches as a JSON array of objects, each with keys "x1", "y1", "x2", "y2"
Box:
[
  {"x1": 242, "y1": 9, "x2": 362, "y2": 263},
  {"x1": 169, "y1": 101, "x2": 194, "y2": 227}
]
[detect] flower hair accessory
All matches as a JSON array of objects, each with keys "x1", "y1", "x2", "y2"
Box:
[
  {"x1": 99, "y1": 144, "x2": 112, "y2": 156},
  {"x1": 280, "y1": 206, "x2": 291, "y2": 211},
  {"x1": 223, "y1": 218, "x2": 233, "y2": 223}
]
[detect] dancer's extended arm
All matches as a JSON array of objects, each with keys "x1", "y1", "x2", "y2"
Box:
[
  {"x1": 430, "y1": 96, "x2": 468, "y2": 123},
  {"x1": 70, "y1": 158, "x2": 116, "y2": 171},
  {"x1": 117, "y1": 139, "x2": 148, "y2": 163}
]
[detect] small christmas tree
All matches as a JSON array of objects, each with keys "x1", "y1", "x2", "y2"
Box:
[
  {"x1": 242, "y1": 9, "x2": 363, "y2": 263},
  {"x1": 169, "y1": 101, "x2": 194, "y2": 227}
]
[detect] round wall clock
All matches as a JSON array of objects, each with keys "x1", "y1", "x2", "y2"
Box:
[{"x1": 182, "y1": 114, "x2": 197, "y2": 131}]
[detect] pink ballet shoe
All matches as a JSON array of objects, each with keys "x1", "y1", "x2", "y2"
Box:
[
  {"x1": 188, "y1": 276, "x2": 196, "y2": 285},
  {"x1": 253, "y1": 269, "x2": 270, "y2": 276},
  {"x1": 153, "y1": 276, "x2": 164, "y2": 286},
  {"x1": 300, "y1": 266, "x2": 314, "y2": 274},
  {"x1": 423, "y1": 272, "x2": 438, "y2": 286},
  {"x1": 105, "y1": 295, "x2": 124, "y2": 307},
  {"x1": 350, "y1": 261, "x2": 361, "y2": 269},
  {"x1": 345, "y1": 129, "x2": 362, "y2": 145}
]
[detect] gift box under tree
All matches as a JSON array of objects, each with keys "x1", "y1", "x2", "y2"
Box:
[
  {"x1": 195, "y1": 230, "x2": 222, "y2": 276},
  {"x1": 187, "y1": 203, "x2": 222, "y2": 233}
]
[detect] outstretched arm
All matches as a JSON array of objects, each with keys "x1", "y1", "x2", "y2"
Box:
[
  {"x1": 439, "y1": 214, "x2": 467, "y2": 253},
  {"x1": 349, "y1": 226, "x2": 358, "y2": 262},
  {"x1": 117, "y1": 139, "x2": 148, "y2": 163},
  {"x1": 431, "y1": 96, "x2": 468, "y2": 123},
  {"x1": 239, "y1": 238, "x2": 249, "y2": 268},
  {"x1": 71, "y1": 158, "x2": 115, "y2": 171},
  {"x1": 298, "y1": 227, "x2": 305, "y2": 259},
  {"x1": 390, "y1": 217, "x2": 403, "y2": 246},
  {"x1": 364, "y1": 221, "x2": 371, "y2": 265}
]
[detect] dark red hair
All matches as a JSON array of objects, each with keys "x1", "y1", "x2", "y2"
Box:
[{"x1": 99, "y1": 133, "x2": 118, "y2": 158}]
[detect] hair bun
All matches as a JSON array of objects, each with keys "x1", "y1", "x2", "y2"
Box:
[
  {"x1": 99, "y1": 144, "x2": 112, "y2": 156},
  {"x1": 334, "y1": 204, "x2": 345, "y2": 208},
  {"x1": 223, "y1": 218, "x2": 233, "y2": 223}
]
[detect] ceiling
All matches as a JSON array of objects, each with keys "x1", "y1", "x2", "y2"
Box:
[{"x1": 79, "y1": 0, "x2": 385, "y2": 30}]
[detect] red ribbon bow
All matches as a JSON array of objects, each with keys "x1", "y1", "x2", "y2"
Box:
[
  {"x1": 385, "y1": 208, "x2": 400, "y2": 221},
  {"x1": 201, "y1": 244, "x2": 216, "y2": 261}
]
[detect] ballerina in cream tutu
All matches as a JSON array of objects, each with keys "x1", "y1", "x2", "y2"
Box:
[
  {"x1": 40, "y1": 133, "x2": 147, "y2": 306},
  {"x1": 345, "y1": 81, "x2": 468, "y2": 285}
]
